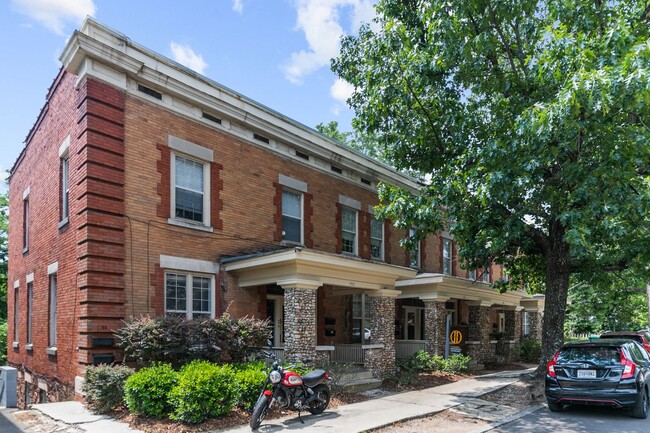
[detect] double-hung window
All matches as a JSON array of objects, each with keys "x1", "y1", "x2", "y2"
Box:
[
  {"x1": 370, "y1": 217, "x2": 383, "y2": 260},
  {"x1": 442, "y1": 239, "x2": 453, "y2": 275},
  {"x1": 61, "y1": 157, "x2": 69, "y2": 221},
  {"x1": 409, "y1": 228, "x2": 420, "y2": 268},
  {"x1": 23, "y1": 188, "x2": 30, "y2": 252},
  {"x1": 169, "y1": 136, "x2": 212, "y2": 229},
  {"x1": 26, "y1": 277, "x2": 33, "y2": 347},
  {"x1": 165, "y1": 272, "x2": 213, "y2": 319},
  {"x1": 482, "y1": 266, "x2": 491, "y2": 283},
  {"x1": 522, "y1": 311, "x2": 530, "y2": 336},
  {"x1": 49, "y1": 274, "x2": 57, "y2": 347},
  {"x1": 282, "y1": 189, "x2": 302, "y2": 244},
  {"x1": 341, "y1": 207, "x2": 358, "y2": 254},
  {"x1": 13, "y1": 282, "x2": 19, "y2": 344}
]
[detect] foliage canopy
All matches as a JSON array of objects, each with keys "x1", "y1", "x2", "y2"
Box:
[{"x1": 333, "y1": 0, "x2": 650, "y2": 364}]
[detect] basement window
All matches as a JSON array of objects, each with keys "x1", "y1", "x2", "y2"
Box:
[
  {"x1": 137, "y1": 84, "x2": 162, "y2": 100},
  {"x1": 295, "y1": 150, "x2": 309, "y2": 160},
  {"x1": 202, "y1": 112, "x2": 222, "y2": 124},
  {"x1": 253, "y1": 133, "x2": 270, "y2": 144},
  {"x1": 331, "y1": 165, "x2": 343, "y2": 174}
]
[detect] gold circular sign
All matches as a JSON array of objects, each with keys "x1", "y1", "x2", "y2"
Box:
[{"x1": 450, "y1": 330, "x2": 462, "y2": 345}]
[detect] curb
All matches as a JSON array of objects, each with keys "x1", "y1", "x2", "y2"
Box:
[{"x1": 468, "y1": 403, "x2": 545, "y2": 433}]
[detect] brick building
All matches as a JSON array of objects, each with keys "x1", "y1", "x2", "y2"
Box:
[{"x1": 7, "y1": 18, "x2": 544, "y2": 405}]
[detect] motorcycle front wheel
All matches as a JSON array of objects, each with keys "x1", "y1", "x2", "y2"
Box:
[
  {"x1": 308, "y1": 384, "x2": 331, "y2": 415},
  {"x1": 250, "y1": 394, "x2": 270, "y2": 430}
]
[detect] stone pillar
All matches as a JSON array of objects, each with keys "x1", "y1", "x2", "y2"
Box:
[
  {"x1": 423, "y1": 299, "x2": 448, "y2": 357},
  {"x1": 504, "y1": 309, "x2": 516, "y2": 340},
  {"x1": 528, "y1": 311, "x2": 542, "y2": 342},
  {"x1": 282, "y1": 281, "x2": 320, "y2": 363},
  {"x1": 514, "y1": 308, "x2": 523, "y2": 344},
  {"x1": 467, "y1": 302, "x2": 493, "y2": 364},
  {"x1": 365, "y1": 290, "x2": 399, "y2": 379}
]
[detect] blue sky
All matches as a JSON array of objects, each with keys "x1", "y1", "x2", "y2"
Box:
[{"x1": 0, "y1": 0, "x2": 377, "y2": 194}]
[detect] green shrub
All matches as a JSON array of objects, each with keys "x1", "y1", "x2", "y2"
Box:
[
  {"x1": 83, "y1": 364, "x2": 134, "y2": 414},
  {"x1": 443, "y1": 354, "x2": 471, "y2": 373},
  {"x1": 0, "y1": 321, "x2": 7, "y2": 366},
  {"x1": 169, "y1": 361, "x2": 240, "y2": 423},
  {"x1": 234, "y1": 362, "x2": 267, "y2": 411},
  {"x1": 124, "y1": 363, "x2": 178, "y2": 418},
  {"x1": 519, "y1": 340, "x2": 542, "y2": 363}
]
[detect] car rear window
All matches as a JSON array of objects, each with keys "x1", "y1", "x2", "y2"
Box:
[{"x1": 557, "y1": 346, "x2": 621, "y2": 366}]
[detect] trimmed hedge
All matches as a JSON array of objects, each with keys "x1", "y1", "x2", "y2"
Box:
[
  {"x1": 169, "y1": 361, "x2": 240, "y2": 423},
  {"x1": 233, "y1": 362, "x2": 267, "y2": 411},
  {"x1": 116, "y1": 314, "x2": 270, "y2": 367},
  {"x1": 124, "y1": 363, "x2": 178, "y2": 418},
  {"x1": 83, "y1": 364, "x2": 134, "y2": 414}
]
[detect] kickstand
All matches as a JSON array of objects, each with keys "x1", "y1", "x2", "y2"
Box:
[{"x1": 298, "y1": 410, "x2": 304, "y2": 424}]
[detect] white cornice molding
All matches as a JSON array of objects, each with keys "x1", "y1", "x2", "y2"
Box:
[{"x1": 61, "y1": 17, "x2": 420, "y2": 192}]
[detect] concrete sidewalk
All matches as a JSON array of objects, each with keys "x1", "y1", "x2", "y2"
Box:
[
  {"x1": 3, "y1": 367, "x2": 537, "y2": 433},
  {"x1": 216, "y1": 368, "x2": 537, "y2": 433}
]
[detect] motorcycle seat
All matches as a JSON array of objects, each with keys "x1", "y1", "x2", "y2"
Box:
[{"x1": 302, "y1": 369, "x2": 327, "y2": 387}]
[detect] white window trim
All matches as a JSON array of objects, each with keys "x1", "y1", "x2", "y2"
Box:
[
  {"x1": 13, "y1": 280, "x2": 19, "y2": 345},
  {"x1": 442, "y1": 238, "x2": 453, "y2": 275},
  {"x1": 281, "y1": 188, "x2": 304, "y2": 245},
  {"x1": 161, "y1": 255, "x2": 218, "y2": 320},
  {"x1": 370, "y1": 217, "x2": 384, "y2": 261},
  {"x1": 60, "y1": 156, "x2": 70, "y2": 225},
  {"x1": 341, "y1": 206, "x2": 358, "y2": 255},
  {"x1": 23, "y1": 189, "x2": 30, "y2": 253},
  {"x1": 26, "y1": 280, "x2": 33, "y2": 345},
  {"x1": 169, "y1": 152, "x2": 212, "y2": 229},
  {"x1": 48, "y1": 264, "x2": 58, "y2": 350},
  {"x1": 164, "y1": 271, "x2": 216, "y2": 319}
]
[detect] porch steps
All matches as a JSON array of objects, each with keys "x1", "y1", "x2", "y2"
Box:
[{"x1": 339, "y1": 369, "x2": 383, "y2": 393}]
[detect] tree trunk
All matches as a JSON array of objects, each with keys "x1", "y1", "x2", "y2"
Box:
[{"x1": 539, "y1": 228, "x2": 572, "y2": 370}]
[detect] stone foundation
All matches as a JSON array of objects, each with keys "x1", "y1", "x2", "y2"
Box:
[{"x1": 11, "y1": 364, "x2": 74, "y2": 409}]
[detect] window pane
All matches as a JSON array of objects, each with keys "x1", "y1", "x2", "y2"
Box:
[
  {"x1": 62, "y1": 158, "x2": 69, "y2": 219},
  {"x1": 443, "y1": 240, "x2": 452, "y2": 275},
  {"x1": 166, "y1": 274, "x2": 187, "y2": 312},
  {"x1": 371, "y1": 219, "x2": 383, "y2": 240},
  {"x1": 282, "y1": 216, "x2": 301, "y2": 243},
  {"x1": 371, "y1": 239, "x2": 382, "y2": 259},
  {"x1": 175, "y1": 187, "x2": 204, "y2": 221},
  {"x1": 49, "y1": 275, "x2": 57, "y2": 347},
  {"x1": 342, "y1": 208, "x2": 356, "y2": 232},
  {"x1": 342, "y1": 231, "x2": 355, "y2": 253},
  {"x1": 192, "y1": 276, "x2": 211, "y2": 316},
  {"x1": 282, "y1": 190, "x2": 301, "y2": 218},
  {"x1": 176, "y1": 156, "x2": 204, "y2": 191}
]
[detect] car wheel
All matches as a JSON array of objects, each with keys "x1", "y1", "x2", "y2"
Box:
[
  {"x1": 547, "y1": 399, "x2": 563, "y2": 413},
  {"x1": 632, "y1": 387, "x2": 648, "y2": 419}
]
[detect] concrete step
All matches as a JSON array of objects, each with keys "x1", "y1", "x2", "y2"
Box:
[{"x1": 342, "y1": 377, "x2": 383, "y2": 393}]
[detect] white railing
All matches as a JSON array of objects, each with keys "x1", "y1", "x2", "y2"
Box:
[
  {"x1": 332, "y1": 344, "x2": 365, "y2": 364},
  {"x1": 395, "y1": 340, "x2": 426, "y2": 359}
]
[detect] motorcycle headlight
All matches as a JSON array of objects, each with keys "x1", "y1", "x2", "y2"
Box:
[{"x1": 270, "y1": 370, "x2": 282, "y2": 384}]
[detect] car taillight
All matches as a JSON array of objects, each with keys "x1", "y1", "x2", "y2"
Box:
[
  {"x1": 620, "y1": 348, "x2": 636, "y2": 379},
  {"x1": 547, "y1": 352, "x2": 560, "y2": 378}
]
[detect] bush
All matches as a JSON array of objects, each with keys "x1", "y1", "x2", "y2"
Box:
[
  {"x1": 169, "y1": 361, "x2": 240, "y2": 423},
  {"x1": 233, "y1": 362, "x2": 267, "y2": 411},
  {"x1": 519, "y1": 340, "x2": 542, "y2": 363},
  {"x1": 443, "y1": 354, "x2": 471, "y2": 373},
  {"x1": 116, "y1": 314, "x2": 271, "y2": 367},
  {"x1": 83, "y1": 364, "x2": 134, "y2": 414},
  {"x1": 124, "y1": 363, "x2": 178, "y2": 418}
]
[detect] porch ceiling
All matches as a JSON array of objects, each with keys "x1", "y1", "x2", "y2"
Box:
[
  {"x1": 222, "y1": 248, "x2": 416, "y2": 292},
  {"x1": 396, "y1": 273, "x2": 544, "y2": 309}
]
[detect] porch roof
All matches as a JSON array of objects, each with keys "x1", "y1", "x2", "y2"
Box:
[
  {"x1": 222, "y1": 247, "x2": 416, "y2": 293},
  {"x1": 395, "y1": 273, "x2": 545, "y2": 310}
]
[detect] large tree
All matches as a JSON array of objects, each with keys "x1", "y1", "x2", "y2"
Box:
[{"x1": 333, "y1": 0, "x2": 650, "y2": 366}]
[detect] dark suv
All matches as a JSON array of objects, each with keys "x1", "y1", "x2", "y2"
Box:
[
  {"x1": 546, "y1": 339, "x2": 650, "y2": 418},
  {"x1": 600, "y1": 331, "x2": 650, "y2": 355}
]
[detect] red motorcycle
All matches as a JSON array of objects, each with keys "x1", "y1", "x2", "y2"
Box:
[{"x1": 250, "y1": 347, "x2": 332, "y2": 430}]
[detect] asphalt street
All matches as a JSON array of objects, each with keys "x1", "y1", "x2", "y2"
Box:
[{"x1": 491, "y1": 405, "x2": 650, "y2": 433}]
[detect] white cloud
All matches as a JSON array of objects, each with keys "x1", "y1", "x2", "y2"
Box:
[
  {"x1": 330, "y1": 78, "x2": 354, "y2": 102},
  {"x1": 232, "y1": 0, "x2": 243, "y2": 14},
  {"x1": 284, "y1": 0, "x2": 376, "y2": 84},
  {"x1": 12, "y1": 0, "x2": 95, "y2": 35},
  {"x1": 170, "y1": 42, "x2": 208, "y2": 75}
]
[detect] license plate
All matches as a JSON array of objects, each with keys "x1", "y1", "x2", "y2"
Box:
[{"x1": 577, "y1": 369, "x2": 596, "y2": 378}]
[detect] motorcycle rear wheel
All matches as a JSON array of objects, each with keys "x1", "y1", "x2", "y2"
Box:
[
  {"x1": 250, "y1": 394, "x2": 270, "y2": 430},
  {"x1": 308, "y1": 384, "x2": 330, "y2": 415}
]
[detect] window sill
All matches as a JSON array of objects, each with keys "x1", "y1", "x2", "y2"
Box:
[
  {"x1": 167, "y1": 218, "x2": 213, "y2": 232},
  {"x1": 58, "y1": 217, "x2": 69, "y2": 230},
  {"x1": 281, "y1": 240, "x2": 304, "y2": 248},
  {"x1": 46, "y1": 347, "x2": 57, "y2": 356},
  {"x1": 12, "y1": 341, "x2": 19, "y2": 349},
  {"x1": 26, "y1": 344, "x2": 33, "y2": 352},
  {"x1": 342, "y1": 252, "x2": 359, "y2": 258}
]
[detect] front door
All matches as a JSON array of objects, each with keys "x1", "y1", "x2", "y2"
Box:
[
  {"x1": 267, "y1": 295, "x2": 284, "y2": 347},
  {"x1": 403, "y1": 306, "x2": 423, "y2": 340}
]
